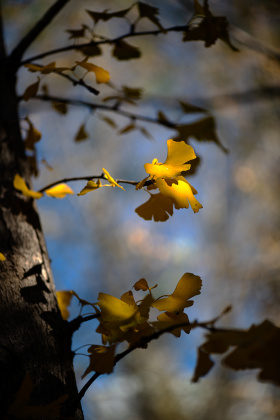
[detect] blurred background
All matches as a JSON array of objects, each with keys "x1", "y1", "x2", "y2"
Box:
[{"x1": 2, "y1": 0, "x2": 280, "y2": 418}]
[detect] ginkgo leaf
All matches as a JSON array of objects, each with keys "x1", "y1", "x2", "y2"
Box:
[
  {"x1": 102, "y1": 168, "x2": 125, "y2": 190},
  {"x1": 135, "y1": 192, "x2": 174, "y2": 222},
  {"x1": 152, "y1": 272, "x2": 202, "y2": 312},
  {"x1": 156, "y1": 176, "x2": 203, "y2": 213},
  {"x1": 122, "y1": 86, "x2": 143, "y2": 100},
  {"x1": 24, "y1": 117, "x2": 42, "y2": 151},
  {"x1": 45, "y1": 184, "x2": 74, "y2": 198},
  {"x1": 0, "y1": 253, "x2": 6, "y2": 261},
  {"x1": 179, "y1": 100, "x2": 206, "y2": 114},
  {"x1": 137, "y1": 2, "x2": 164, "y2": 31},
  {"x1": 56, "y1": 291, "x2": 73, "y2": 320},
  {"x1": 77, "y1": 180, "x2": 101, "y2": 196},
  {"x1": 112, "y1": 40, "x2": 141, "y2": 60},
  {"x1": 23, "y1": 78, "x2": 40, "y2": 101},
  {"x1": 152, "y1": 311, "x2": 191, "y2": 337},
  {"x1": 120, "y1": 290, "x2": 136, "y2": 306},
  {"x1": 74, "y1": 58, "x2": 110, "y2": 83},
  {"x1": 144, "y1": 140, "x2": 196, "y2": 179},
  {"x1": 86, "y1": 7, "x2": 131, "y2": 24},
  {"x1": 133, "y1": 278, "x2": 149, "y2": 291},
  {"x1": 97, "y1": 292, "x2": 137, "y2": 327},
  {"x1": 51, "y1": 102, "x2": 68, "y2": 115},
  {"x1": 192, "y1": 348, "x2": 215, "y2": 383},
  {"x1": 79, "y1": 44, "x2": 102, "y2": 57},
  {"x1": 74, "y1": 123, "x2": 88, "y2": 142},
  {"x1": 100, "y1": 116, "x2": 118, "y2": 128},
  {"x1": 118, "y1": 123, "x2": 136, "y2": 134},
  {"x1": 25, "y1": 61, "x2": 69, "y2": 74},
  {"x1": 13, "y1": 174, "x2": 43, "y2": 199},
  {"x1": 82, "y1": 345, "x2": 116, "y2": 377},
  {"x1": 175, "y1": 116, "x2": 228, "y2": 153},
  {"x1": 66, "y1": 27, "x2": 86, "y2": 39},
  {"x1": 135, "y1": 176, "x2": 149, "y2": 190}
]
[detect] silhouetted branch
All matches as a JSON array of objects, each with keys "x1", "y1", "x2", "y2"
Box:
[
  {"x1": 10, "y1": 0, "x2": 72, "y2": 68},
  {"x1": 24, "y1": 94, "x2": 175, "y2": 128},
  {"x1": 20, "y1": 25, "x2": 188, "y2": 66}
]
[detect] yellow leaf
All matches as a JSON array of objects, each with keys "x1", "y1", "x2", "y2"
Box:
[
  {"x1": 45, "y1": 183, "x2": 74, "y2": 198},
  {"x1": 0, "y1": 253, "x2": 6, "y2": 261},
  {"x1": 23, "y1": 78, "x2": 40, "y2": 101},
  {"x1": 153, "y1": 311, "x2": 191, "y2": 337},
  {"x1": 13, "y1": 174, "x2": 43, "y2": 199},
  {"x1": 156, "y1": 176, "x2": 203, "y2": 213},
  {"x1": 135, "y1": 176, "x2": 149, "y2": 190},
  {"x1": 25, "y1": 61, "x2": 69, "y2": 74},
  {"x1": 102, "y1": 168, "x2": 125, "y2": 190},
  {"x1": 121, "y1": 290, "x2": 136, "y2": 306},
  {"x1": 82, "y1": 344, "x2": 116, "y2": 377},
  {"x1": 56, "y1": 291, "x2": 73, "y2": 320},
  {"x1": 133, "y1": 278, "x2": 149, "y2": 291},
  {"x1": 135, "y1": 192, "x2": 173, "y2": 222},
  {"x1": 24, "y1": 117, "x2": 42, "y2": 151},
  {"x1": 77, "y1": 180, "x2": 100, "y2": 196},
  {"x1": 144, "y1": 139, "x2": 196, "y2": 179},
  {"x1": 152, "y1": 272, "x2": 202, "y2": 313},
  {"x1": 97, "y1": 292, "x2": 137, "y2": 328},
  {"x1": 75, "y1": 58, "x2": 110, "y2": 83}
]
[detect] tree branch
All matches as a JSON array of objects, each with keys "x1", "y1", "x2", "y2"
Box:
[
  {"x1": 19, "y1": 25, "x2": 187, "y2": 66},
  {"x1": 10, "y1": 0, "x2": 72, "y2": 68},
  {"x1": 38, "y1": 174, "x2": 152, "y2": 193},
  {"x1": 23, "y1": 94, "x2": 175, "y2": 129}
]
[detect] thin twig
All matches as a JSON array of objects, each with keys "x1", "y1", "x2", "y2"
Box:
[
  {"x1": 20, "y1": 25, "x2": 188, "y2": 66},
  {"x1": 38, "y1": 174, "x2": 142, "y2": 193},
  {"x1": 10, "y1": 0, "x2": 72, "y2": 68},
  {"x1": 22, "y1": 94, "x2": 175, "y2": 128}
]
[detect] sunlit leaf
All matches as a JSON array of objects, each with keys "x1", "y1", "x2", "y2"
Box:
[
  {"x1": 74, "y1": 123, "x2": 88, "y2": 142},
  {"x1": 23, "y1": 77, "x2": 40, "y2": 101},
  {"x1": 152, "y1": 272, "x2": 202, "y2": 312},
  {"x1": 0, "y1": 253, "x2": 6, "y2": 261},
  {"x1": 77, "y1": 180, "x2": 101, "y2": 196},
  {"x1": 121, "y1": 290, "x2": 136, "y2": 306},
  {"x1": 156, "y1": 176, "x2": 203, "y2": 213},
  {"x1": 135, "y1": 176, "x2": 149, "y2": 190},
  {"x1": 24, "y1": 116, "x2": 42, "y2": 151},
  {"x1": 74, "y1": 58, "x2": 110, "y2": 83},
  {"x1": 133, "y1": 278, "x2": 149, "y2": 291},
  {"x1": 174, "y1": 116, "x2": 228, "y2": 153},
  {"x1": 153, "y1": 311, "x2": 191, "y2": 337},
  {"x1": 45, "y1": 184, "x2": 74, "y2": 198},
  {"x1": 112, "y1": 40, "x2": 141, "y2": 60},
  {"x1": 137, "y1": 2, "x2": 165, "y2": 31},
  {"x1": 56, "y1": 291, "x2": 73, "y2": 320},
  {"x1": 13, "y1": 174, "x2": 43, "y2": 199},
  {"x1": 102, "y1": 168, "x2": 125, "y2": 190},
  {"x1": 135, "y1": 192, "x2": 173, "y2": 222},
  {"x1": 82, "y1": 345, "x2": 116, "y2": 377},
  {"x1": 144, "y1": 140, "x2": 196, "y2": 179}
]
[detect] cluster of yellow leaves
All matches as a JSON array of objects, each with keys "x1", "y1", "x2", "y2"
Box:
[
  {"x1": 57, "y1": 272, "x2": 202, "y2": 377},
  {"x1": 77, "y1": 168, "x2": 125, "y2": 196},
  {"x1": 0, "y1": 253, "x2": 6, "y2": 261},
  {"x1": 136, "y1": 139, "x2": 203, "y2": 221},
  {"x1": 13, "y1": 174, "x2": 74, "y2": 199}
]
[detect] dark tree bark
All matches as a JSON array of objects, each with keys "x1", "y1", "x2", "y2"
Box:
[{"x1": 0, "y1": 3, "x2": 83, "y2": 418}]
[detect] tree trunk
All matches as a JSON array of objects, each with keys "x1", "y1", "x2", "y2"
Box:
[{"x1": 0, "y1": 10, "x2": 83, "y2": 420}]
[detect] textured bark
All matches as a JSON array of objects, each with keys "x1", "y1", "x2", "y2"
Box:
[{"x1": 0, "y1": 7, "x2": 83, "y2": 419}]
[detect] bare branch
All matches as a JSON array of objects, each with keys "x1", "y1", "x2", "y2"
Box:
[{"x1": 10, "y1": 0, "x2": 72, "y2": 68}]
